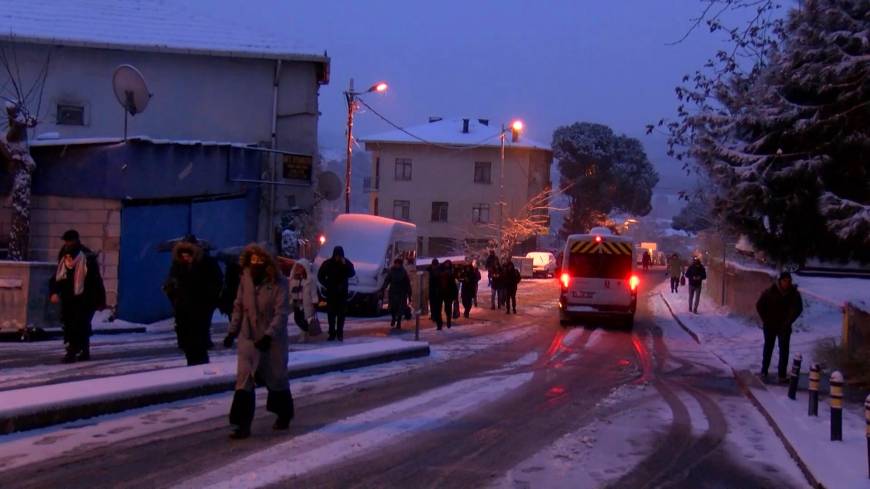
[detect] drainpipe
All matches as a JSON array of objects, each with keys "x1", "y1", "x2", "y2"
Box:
[{"x1": 270, "y1": 59, "x2": 282, "y2": 244}]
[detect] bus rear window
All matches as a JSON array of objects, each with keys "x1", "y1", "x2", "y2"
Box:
[{"x1": 568, "y1": 253, "x2": 631, "y2": 279}]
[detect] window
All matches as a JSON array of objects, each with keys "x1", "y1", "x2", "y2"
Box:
[
  {"x1": 56, "y1": 104, "x2": 84, "y2": 126},
  {"x1": 431, "y1": 201, "x2": 448, "y2": 222},
  {"x1": 393, "y1": 200, "x2": 410, "y2": 220},
  {"x1": 472, "y1": 203, "x2": 490, "y2": 224},
  {"x1": 474, "y1": 161, "x2": 492, "y2": 184},
  {"x1": 568, "y1": 253, "x2": 632, "y2": 279},
  {"x1": 395, "y1": 158, "x2": 412, "y2": 181}
]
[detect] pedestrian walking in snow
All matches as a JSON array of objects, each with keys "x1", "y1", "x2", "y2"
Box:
[
  {"x1": 288, "y1": 259, "x2": 319, "y2": 343},
  {"x1": 641, "y1": 250, "x2": 651, "y2": 271},
  {"x1": 223, "y1": 244, "x2": 293, "y2": 439},
  {"x1": 440, "y1": 260, "x2": 459, "y2": 328},
  {"x1": 383, "y1": 258, "x2": 412, "y2": 330},
  {"x1": 459, "y1": 261, "x2": 481, "y2": 318},
  {"x1": 667, "y1": 253, "x2": 684, "y2": 293},
  {"x1": 756, "y1": 272, "x2": 804, "y2": 383},
  {"x1": 503, "y1": 261, "x2": 522, "y2": 314},
  {"x1": 317, "y1": 246, "x2": 356, "y2": 341},
  {"x1": 49, "y1": 229, "x2": 106, "y2": 363},
  {"x1": 428, "y1": 258, "x2": 443, "y2": 327},
  {"x1": 163, "y1": 236, "x2": 223, "y2": 366},
  {"x1": 685, "y1": 257, "x2": 707, "y2": 313},
  {"x1": 489, "y1": 260, "x2": 503, "y2": 309},
  {"x1": 485, "y1": 250, "x2": 498, "y2": 287}
]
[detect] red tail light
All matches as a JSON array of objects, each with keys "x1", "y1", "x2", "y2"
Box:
[
  {"x1": 629, "y1": 275, "x2": 640, "y2": 291},
  {"x1": 560, "y1": 273, "x2": 571, "y2": 289}
]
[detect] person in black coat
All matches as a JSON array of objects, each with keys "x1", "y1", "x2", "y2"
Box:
[
  {"x1": 428, "y1": 259, "x2": 443, "y2": 328},
  {"x1": 440, "y1": 260, "x2": 459, "y2": 328},
  {"x1": 163, "y1": 237, "x2": 223, "y2": 366},
  {"x1": 459, "y1": 262, "x2": 481, "y2": 319},
  {"x1": 503, "y1": 261, "x2": 522, "y2": 314},
  {"x1": 756, "y1": 272, "x2": 804, "y2": 382},
  {"x1": 383, "y1": 258, "x2": 412, "y2": 330},
  {"x1": 685, "y1": 257, "x2": 707, "y2": 313},
  {"x1": 489, "y1": 260, "x2": 503, "y2": 310},
  {"x1": 49, "y1": 230, "x2": 106, "y2": 363},
  {"x1": 317, "y1": 246, "x2": 356, "y2": 341},
  {"x1": 484, "y1": 250, "x2": 498, "y2": 286}
]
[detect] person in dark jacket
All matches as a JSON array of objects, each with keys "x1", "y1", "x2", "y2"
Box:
[
  {"x1": 428, "y1": 259, "x2": 443, "y2": 328},
  {"x1": 503, "y1": 261, "x2": 522, "y2": 314},
  {"x1": 756, "y1": 272, "x2": 804, "y2": 382},
  {"x1": 222, "y1": 244, "x2": 292, "y2": 439},
  {"x1": 489, "y1": 260, "x2": 502, "y2": 310},
  {"x1": 49, "y1": 230, "x2": 106, "y2": 363},
  {"x1": 684, "y1": 257, "x2": 707, "y2": 313},
  {"x1": 383, "y1": 258, "x2": 412, "y2": 330},
  {"x1": 440, "y1": 260, "x2": 459, "y2": 328},
  {"x1": 459, "y1": 261, "x2": 481, "y2": 319},
  {"x1": 317, "y1": 246, "x2": 356, "y2": 341},
  {"x1": 163, "y1": 236, "x2": 223, "y2": 366},
  {"x1": 485, "y1": 250, "x2": 498, "y2": 286}
]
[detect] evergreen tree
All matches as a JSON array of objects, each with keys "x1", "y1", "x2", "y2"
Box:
[{"x1": 553, "y1": 122, "x2": 659, "y2": 237}]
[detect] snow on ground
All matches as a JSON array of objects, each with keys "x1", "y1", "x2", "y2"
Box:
[
  {"x1": 796, "y1": 275, "x2": 870, "y2": 311},
  {"x1": 653, "y1": 281, "x2": 842, "y2": 373}
]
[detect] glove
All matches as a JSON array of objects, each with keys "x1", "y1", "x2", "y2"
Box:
[
  {"x1": 223, "y1": 334, "x2": 236, "y2": 348},
  {"x1": 254, "y1": 335, "x2": 272, "y2": 352}
]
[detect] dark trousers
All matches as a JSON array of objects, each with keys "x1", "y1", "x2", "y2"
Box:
[
  {"x1": 461, "y1": 293, "x2": 473, "y2": 317},
  {"x1": 505, "y1": 290, "x2": 517, "y2": 313},
  {"x1": 389, "y1": 300, "x2": 404, "y2": 328},
  {"x1": 229, "y1": 388, "x2": 294, "y2": 430},
  {"x1": 326, "y1": 299, "x2": 347, "y2": 340},
  {"x1": 762, "y1": 327, "x2": 791, "y2": 378},
  {"x1": 670, "y1": 276, "x2": 680, "y2": 293},
  {"x1": 175, "y1": 309, "x2": 212, "y2": 366},
  {"x1": 688, "y1": 286, "x2": 701, "y2": 312},
  {"x1": 443, "y1": 298, "x2": 455, "y2": 327}
]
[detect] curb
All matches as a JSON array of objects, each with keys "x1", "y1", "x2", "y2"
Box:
[
  {"x1": 0, "y1": 342, "x2": 430, "y2": 435},
  {"x1": 657, "y1": 293, "x2": 823, "y2": 489}
]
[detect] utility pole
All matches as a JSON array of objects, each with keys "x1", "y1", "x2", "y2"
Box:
[{"x1": 344, "y1": 78, "x2": 355, "y2": 214}]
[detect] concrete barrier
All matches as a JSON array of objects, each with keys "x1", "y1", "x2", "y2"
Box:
[{"x1": 0, "y1": 261, "x2": 58, "y2": 333}]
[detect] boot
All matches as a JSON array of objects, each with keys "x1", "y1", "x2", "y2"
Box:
[
  {"x1": 228, "y1": 389, "x2": 255, "y2": 439},
  {"x1": 267, "y1": 389, "x2": 294, "y2": 431}
]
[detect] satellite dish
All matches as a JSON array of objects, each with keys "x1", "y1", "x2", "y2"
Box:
[
  {"x1": 112, "y1": 64, "x2": 152, "y2": 139},
  {"x1": 317, "y1": 171, "x2": 342, "y2": 201}
]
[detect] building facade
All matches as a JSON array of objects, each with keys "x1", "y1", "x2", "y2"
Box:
[{"x1": 362, "y1": 118, "x2": 552, "y2": 257}]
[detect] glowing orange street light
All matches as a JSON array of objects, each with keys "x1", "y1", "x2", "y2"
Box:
[
  {"x1": 511, "y1": 120, "x2": 524, "y2": 132},
  {"x1": 499, "y1": 118, "x2": 527, "y2": 243},
  {"x1": 371, "y1": 82, "x2": 388, "y2": 93},
  {"x1": 318, "y1": 234, "x2": 326, "y2": 246}
]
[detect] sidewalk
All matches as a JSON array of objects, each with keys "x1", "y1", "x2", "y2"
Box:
[
  {"x1": 656, "y1": 283, "x2": 868, "y2": 489},
  {"x1": 0, "y1": 339, "x2": 429, "y2": 435}
]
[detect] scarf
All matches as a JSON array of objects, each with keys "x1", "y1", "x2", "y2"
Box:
[{"x1": 56, "y1": 252, "x2": 87, "y2": 296}]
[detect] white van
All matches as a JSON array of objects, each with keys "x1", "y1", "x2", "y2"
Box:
[
  {"x1": 558, "y1": 227, "x2": 639, "y2": 328},
  {"x1": 526, "y1": 251, "x2": 556, "y2": 277},
  {"x1": 314, "y1": 214, "x2": 417, "y2": 315}
]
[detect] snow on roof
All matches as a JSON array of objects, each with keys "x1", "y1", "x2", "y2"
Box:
[
  {"x1": 0, "y1": 0, "x2": 329, "y2": 65},
  {"x1": 28, "y1": 135, "x2": 259, "y2": 149},
  {"x1": 361, "y1": 118, "x2": 551, "y2": 151}
]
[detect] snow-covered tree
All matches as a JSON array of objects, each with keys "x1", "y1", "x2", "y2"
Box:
[
  {"x1": 657, "y1": 0, "x2": 869, "y2": 265},
  {"x1": 553, "y1": 122, "x2": 659, "y2": 237},
  {"x1": 672, "y1": 192, "x2": 714, "y2": 233}
]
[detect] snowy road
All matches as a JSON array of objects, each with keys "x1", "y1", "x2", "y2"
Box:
[{"x1": 0, "y1": 272, "x2": 810, "y2": 488}]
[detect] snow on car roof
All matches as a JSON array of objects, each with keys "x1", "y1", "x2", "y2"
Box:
[
  {"x1": 0, "y1": 0, "x2": 328, "y2": 63},
  {"x1": 361, "y1": 118, "x2": 551, "y2": 151}
]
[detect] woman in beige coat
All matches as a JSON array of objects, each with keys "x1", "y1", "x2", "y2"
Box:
[
  {"x1": 223, "y1": 244, "x2": 293, "y2": 439},
  {"x1": 289, "y1": 258, "x2": 319, "y2": 342}
]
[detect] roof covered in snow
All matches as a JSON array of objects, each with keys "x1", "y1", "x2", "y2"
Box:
[
  {"x1": 361, "y1": 118, "x2": 551, "y2": 152},
  {"x1": 0, "y1": 0, "x2": 329, "y2": 65}
]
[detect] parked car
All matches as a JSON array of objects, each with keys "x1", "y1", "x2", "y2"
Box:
[
  {"x1": 313, "y1": 214, "x2": 417, "y2": 316},
  {"x1": 526, "y1": 251, "x2": 556, "y2": 278}
]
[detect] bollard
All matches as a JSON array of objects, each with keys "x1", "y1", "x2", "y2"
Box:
[
  {"x1": 865, "y1": 394, "x2": 869, "y2": 479},
  {"x1": 808, "y1": 363, "x2": 820, "y2": 416},
  {"x1": 830, "y1": 370, "x2": 844, "y2": 441},
  {"x1": 415, "y1": 271, "x2": 424, "y2": 342},
  {"x1": 788, "y1": 353, "x2": 802, "y2": 400}
]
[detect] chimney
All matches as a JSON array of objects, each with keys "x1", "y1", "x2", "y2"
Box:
[
  {"x1": 478, "y1": 118, "x2": 489, "y2": 126},
  {"x1": 462, "y1": 118, "x2": 470, "y2": 133},
  {"x1": 428, "y1": 116, "x2": 442, "y2": 123}
]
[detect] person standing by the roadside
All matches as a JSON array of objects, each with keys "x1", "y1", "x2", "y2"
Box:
[
  {"x1": 641, "y1": 250, "x2": 651, "y2": 271},
  {"x1": 289, "y1": 259, "x2": 319, "y2": 342},
  {"x1": 503, "y1": 261, "x2": 522, "y2": 314},
  {"x1": 317, "y1": 246, "x2": 356, "y2": 341},
  {"x1": 383, "y1": 258, "x2": 412, "y2": 330},
  {"x1": 222, "y1": 244, "x2": 293, "y2": 439},
  {"x1": 667, "y1": 253, "x2": 684, "y2": 294},
  {"x1": 440, "y1": 260, "x2": 459, "y2": 328},
  {"x1": 684, "y1": 256, "x2": 707, "y2": 313},
  {"x1": 459, "y1": 260, "x2": 481, "y2": 319},
  {"x1": 163, "y1": 236, "x2": 223, "y2": 366},
  {"x1": 49, "y1": 230, "x2": 106, "y2": 363},
  {"x1": 756, "y1": 272, "x2": 803, "y2": 383}
]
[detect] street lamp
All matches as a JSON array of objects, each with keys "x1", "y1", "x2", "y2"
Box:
[
  {"x1": 344, "y1": 79, "x2": 388, "y2": 213},
  {"x1": 498, "y1": 119, "x2": 524, "y2": 246}
]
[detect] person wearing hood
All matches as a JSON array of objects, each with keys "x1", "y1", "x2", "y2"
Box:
[
  {"x1": 317, "y1": 246, "x2": 356, "y2": 341},
  {"x1": 383, "y1": 258, "x2": 412, "y2": 330},
  {"x1": 289, "y1": 259, "x2": 319, "y2": 342},
  {"x1": 503, "y1": 261, "x2": 522, "y2": 314},
  {"x1": 459, "y1": 260, "x2": 481, "y2": 319},
  {"x1": 49, "y1": 229, "x2": 106, "y2": 363},
  {"x1": 756, "y1": 272, "x2": 804, "y2": 382},
  {"x1": 223, "y1": 244, "x2": 292, "y2": 439},
  {"x1": 163, "y1": 236, "x2": 223, "y2": 366}
]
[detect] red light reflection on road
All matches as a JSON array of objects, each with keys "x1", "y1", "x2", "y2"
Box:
[
  {"x1": 631, "y1": 335, "x2": 654, "y2": 383},
  {"x1": 617, "y1": 358, "x2": 631, "y2": 367},
  {"x1": 547, "y1": 386, "x2": 566, "y2": 396}
]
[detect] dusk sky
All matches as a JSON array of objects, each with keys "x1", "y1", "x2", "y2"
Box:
[{"x1": 196, "y1": 1, "x2": 764, "y2": 192}]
